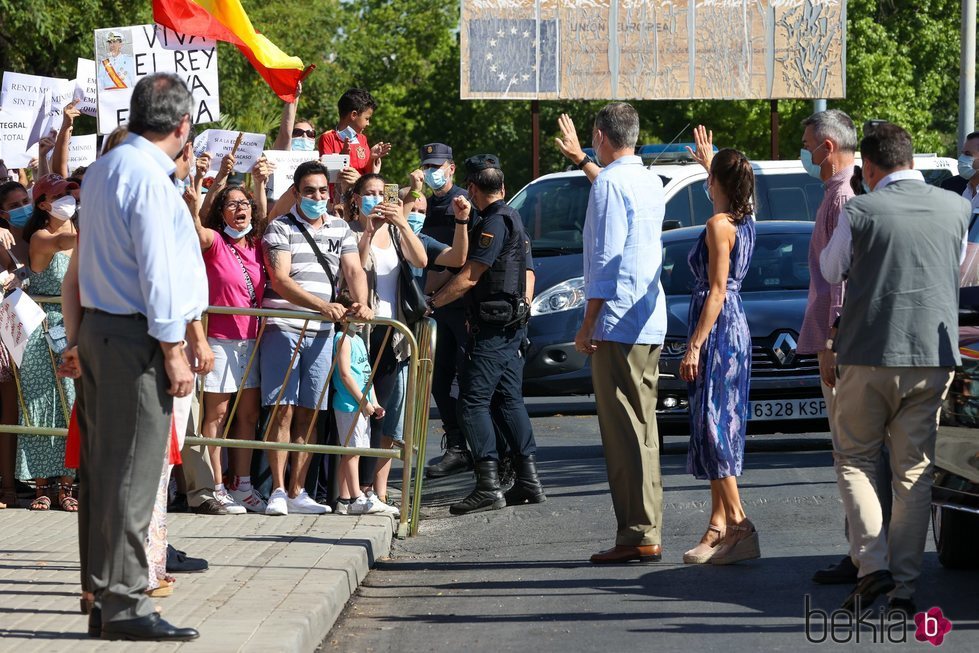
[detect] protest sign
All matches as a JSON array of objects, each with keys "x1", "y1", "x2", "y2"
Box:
[
  {"x1": 45, "y1": 134, "x2": 98, "y2": 172},
  {"x1": 0, "y1": 289, "x2": 46, "y2": 367},
  {"x1": 94, "y1": 25, "x2": 220, "y2": 134},
  {"x1": 0, "y1": 106, "x2": 35, "y2": 168},
  {"x1": 74, "y1": 59, "x2": 98, "y2": 117},
  {"x1": 1, "y1": 72, "x2": 74, "y2": 163},
  {"x1": 26, "y1": 89, "x2": 58, "y2": 149},
  {"x1": 263, "y1": 150, "x2": 319, "y2": 195},
  {"x1": 200, "y1": 129, "x2": 266, "y2": 173}
]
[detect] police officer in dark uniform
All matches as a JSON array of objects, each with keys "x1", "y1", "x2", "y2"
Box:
[
  {"x1": 426, "y1": 154, "x2": 545, "y2": 515},
  {"x1": 414, "y1": 143, "x2": 475, "y2": 478}
]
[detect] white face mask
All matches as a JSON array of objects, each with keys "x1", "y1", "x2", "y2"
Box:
[
  {"x1": 48, "y1": 195, "x2": 76, "y2": 221},
  {"x1": 958, "y1": 155, "x2": 977, "y2": 180}
]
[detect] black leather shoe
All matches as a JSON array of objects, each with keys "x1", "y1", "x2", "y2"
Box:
[
  {"x1": 88, "y1": 607, "x2": 101, "y2": 638},
  {"x1": 504, "y1": 454, "x2": 547, "y2": 506},
  {"x1": 426, "y1": 447, "x2": 474, "y2": 479},
  {"x1": 166, "y1": 544, "x2": 209, "y2": 573},
  {"x1": 192, "y1": 497, "x2": 228, "y2": 515},
  {"x1": 888, "y1": 597, "x2": 917, "y2": 617},
  {"x1": 842, "y1": 570, "x2": 896, "y2": 613},
  {"x1": 101, "y1": 613, "x2": 199, "y2": 641},
  {"x1": 449, "y1": 460, "x2": 505, "y2": 515},
  {"x1": 812, "y1": 555, "x2": 859, "y2": 584}
]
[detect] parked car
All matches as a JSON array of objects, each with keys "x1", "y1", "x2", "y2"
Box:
[{"x1": 515, "y1": 154, "x2": 958, "y2": 404}]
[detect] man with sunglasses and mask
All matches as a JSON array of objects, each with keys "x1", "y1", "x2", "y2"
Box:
[{"x1": 426, "y1": 154, "x2": 545, "y2": 515}]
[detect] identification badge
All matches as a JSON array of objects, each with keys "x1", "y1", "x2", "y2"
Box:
[{"x1": 479, "y1": 232, "x2": 494, "y2": 248}]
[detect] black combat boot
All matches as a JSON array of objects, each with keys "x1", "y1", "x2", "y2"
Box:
[
  {"x1": 503, "y1": 454, "x2": 547, "y2": 506},
  {"x1": 498, "y1": 453, "x2": 516, "y2": 491},
  {"x1": 449, "y1": 460, "x2": 505, "y2": 515},
  {"x1": 425, "y1": 443, "x2": 474, "y2": 479}
]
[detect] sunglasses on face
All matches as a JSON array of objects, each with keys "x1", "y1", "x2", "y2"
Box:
[{"x1": 292, "y1": 128, "x2": 315, "y2": 138}]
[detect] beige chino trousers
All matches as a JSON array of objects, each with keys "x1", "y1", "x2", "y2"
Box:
[{"x1": 832, "y1": 364, "x2": 952, "y2": 599}]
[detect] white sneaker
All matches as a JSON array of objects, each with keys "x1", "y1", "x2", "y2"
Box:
[
  {"x1": 215, "y1": 489, "x2": 247, "y2": 514},
  {"x1": 230, "y1": 486, "x2": 267, "y2": 513},
  {"x1": 365, "y1": 494, "x2": 400, "y2": 517},
  {"x1": 286, "y1": 489, "x2": 331, "y2": 514},
  {"x1": 347, "y1": 495, "x2": 371, "y2": 515},
  {"x1": 335, "y1": 500, "x2": 350, "y2": 515},
  {"x1": 265, "y1": 487, "x2": 289, "y2": 516}
]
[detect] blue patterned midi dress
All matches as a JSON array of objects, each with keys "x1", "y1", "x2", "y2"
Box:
[{"x1": 685, "y1": 217, "x2": 755, "y2": 480}]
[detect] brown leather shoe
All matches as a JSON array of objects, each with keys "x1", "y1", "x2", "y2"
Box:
[{"x1": 590, "y1": 544, "x2": 662, "y2": 564}]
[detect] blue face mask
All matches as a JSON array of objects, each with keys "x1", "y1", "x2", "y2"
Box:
[
  {"x1": 338, "y1": 126, "x2": 358, "y2": 142},
  {"x1": 424, "y1": 167, "x2": 446, "y2": 190},
  {"x1": 291, "y1": 137, "x2": 315, "y2": 152},
  {"x1": 360, "y1": 195, "x2": 382, "y2": 217},
  {"x1": 800, "y1": 145, "x2": 825, "y2": 179},
  {"x1": 6, "y1": 204, "x2": 32, "y2": 228},
  {"x1": 703, "y1": 180, "x2": 713, "y2": 203},
  {"x1": 224, "y1": 224, "x2": 253, "y2": 239},
  {"x1": 299, "y1": 196, "x2": 329, "y2": 220},
  {"x1": 407, "y1": 211, "x2": 425, "y2": 234},
  {"x1": 958, "y1": 155, "x2": 976, "y2": 180}
]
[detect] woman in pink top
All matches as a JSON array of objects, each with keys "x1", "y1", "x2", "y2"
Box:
[{"x1": 192, "y1": 158, "x2": 270, "y2": 514}]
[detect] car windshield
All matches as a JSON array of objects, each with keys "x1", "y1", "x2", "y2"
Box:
[
  {"x1": 510, "y1": 174, "x2": 670, "y2": 255},
  {"x1": 662, "y1": 231, "x2": 812, "y2": 295}
]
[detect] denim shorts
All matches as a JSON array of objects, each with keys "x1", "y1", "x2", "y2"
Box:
[
  {"x1": 260, "y1": 328, "x2": 333, "y2": 409},
  {"x1": 203, "y1": 337, "x2": 260, "y2": 393}
]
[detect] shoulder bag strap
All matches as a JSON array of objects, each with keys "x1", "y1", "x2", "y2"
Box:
[
  {"x1": 287, "y1": 214, "x2": 338, "y2": 303},
  {"x1": 225, "y1": 238, "x2": 258, "y2": 307}
]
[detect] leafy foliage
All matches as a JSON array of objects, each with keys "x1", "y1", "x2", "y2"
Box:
[{"x1": 0, "y1": 0, "x2": 971, "y2": 193}]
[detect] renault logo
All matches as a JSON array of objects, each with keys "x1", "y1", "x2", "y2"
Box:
[{"x1": 772, "y1": 332, "x2": 798, "y2": 366}]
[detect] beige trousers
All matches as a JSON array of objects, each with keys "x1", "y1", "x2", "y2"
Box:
[
  {"x1": 832, "y1": 365, "x2": 952, "y2": 599},
  {"x1": 591, "y1": 341, "x2": 663, "y2": 547}
]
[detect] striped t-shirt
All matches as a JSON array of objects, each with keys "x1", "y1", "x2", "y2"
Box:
[{"x1": 261, "y1": 211, "x2": 358, "y2": 334}]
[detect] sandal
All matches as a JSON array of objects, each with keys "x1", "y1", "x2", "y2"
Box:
[
  {"x1": 683, "y1": 524, "x2": 726, "y2": 564},
  {"x1": 146, "y1": 578, "x2": 174, "y2": 598},
  {"x1": 58, "y1": 482, "x2": 78, "y2": 512},
  {"x1": 710, "y1": 519, "x2": 761, "y2": 565},
  {"x1": 29, "y1": 495, "x2": 51, "y2": 511}
]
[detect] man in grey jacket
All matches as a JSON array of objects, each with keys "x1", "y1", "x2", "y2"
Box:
[{"x1": 820, "y1": 122, "x2": 971, "y2": 616}]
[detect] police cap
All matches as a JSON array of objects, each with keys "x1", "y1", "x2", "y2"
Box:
[
  {"x1": 464, "y1": 154, "x2": 502, "y2": 176},
  {"x1": 420, "y1": 143, "x2": 453, "y2": 166}
]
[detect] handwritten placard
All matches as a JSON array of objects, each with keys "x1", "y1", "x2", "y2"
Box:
[
  {"x1": 94, "y1": 25, "x2": 220, "y2": 134},
  {"x1": 0, "y1": 106, "x2": 35, "y2": 168},
  {"x1": 0, "y1": 289, "x2": 46, "y2": 367},
  {"x1": 199, "y1": 129, "x2": 266, "y2": 173},
  {"x1": 263, "y1": 150, "x2": 319, "y2": 195},
  {"x1": 74, "y1": 58, "x2": 98, "y2": 117}
]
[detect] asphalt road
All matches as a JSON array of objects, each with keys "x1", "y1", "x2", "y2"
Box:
[{"x1": 322, "y1": 403, "x2": 978, "y2": 652}]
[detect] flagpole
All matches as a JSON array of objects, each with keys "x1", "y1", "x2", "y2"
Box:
[{"x1": 531, "y1": 99, "x2": 540, "y2": 179}]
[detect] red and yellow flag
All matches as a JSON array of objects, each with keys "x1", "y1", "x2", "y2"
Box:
[{"x1": 153, "y1": 0, "x2": 313, "y2": 102}]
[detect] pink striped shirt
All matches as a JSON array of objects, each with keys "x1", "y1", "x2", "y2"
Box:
[{"x1": 797, "y1": 165, "x2": 854, "y2": 354}]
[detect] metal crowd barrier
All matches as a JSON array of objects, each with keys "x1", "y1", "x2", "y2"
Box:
[{"x1": 0, "y1": 297, "x2": 436, "y2": 539}]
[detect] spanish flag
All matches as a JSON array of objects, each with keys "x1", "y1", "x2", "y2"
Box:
[{"x1": 153, "y1": 0, "x2": 313, "y2": 102}]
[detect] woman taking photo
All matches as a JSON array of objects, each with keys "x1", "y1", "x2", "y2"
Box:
[
  {"x1": 18, "y1": 174, "x2": 78, "y2": 511},
  {"x1": 191, "y1": 156, "x2": 271, "y2": 513},
  {"x1": 680, "y1": 128, "x2": 759, "y2": 565},
  {"x1": 342, "y1": 173, "x2": 427, "y2": 515}
]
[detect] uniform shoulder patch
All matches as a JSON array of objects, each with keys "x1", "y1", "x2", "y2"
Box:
[{"x1": 479, "y1": 232, "x2": 494, "y2": 248}]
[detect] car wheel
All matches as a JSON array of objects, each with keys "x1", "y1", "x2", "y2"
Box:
[{"x1": 931, "y1": 505, "x2": 979, "y2": 569}]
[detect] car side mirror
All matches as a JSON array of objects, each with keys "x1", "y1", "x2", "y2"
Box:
[{"x1": 663, "y1": 220, "x2": 683, "y2": 231}]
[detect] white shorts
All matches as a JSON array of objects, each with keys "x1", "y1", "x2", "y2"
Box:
[
  {"x1": 203, "y1": 337, "x2": 260, "y2": 394},
  {"x1": 335, "y1": 409, "x2": 370, "y2": 449}
]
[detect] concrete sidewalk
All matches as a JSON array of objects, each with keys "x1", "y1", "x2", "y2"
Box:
[{"x1": 0, "y1": 510, "x2": 394, "y2": 652}]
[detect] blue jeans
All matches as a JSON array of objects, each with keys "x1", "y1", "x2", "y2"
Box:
[{"x1": 458, "y1": 323, "x2": 535, "y2": 462}]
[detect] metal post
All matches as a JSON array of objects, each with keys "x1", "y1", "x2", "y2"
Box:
[
  {"x1": 813, "y1": 99, "x2": 827, "y2": 113},
  {"x1": 770, "y1": 100, "x2": 780, "y2": 160},
  {"x1": 531, "y1": 99, "x2": 540, "y2": 179},
  {"x1": 959, "y1": 0, "x2": 977, "y2": 147}
]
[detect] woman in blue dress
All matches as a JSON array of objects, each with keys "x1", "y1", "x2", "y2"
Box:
[{"x1": 680, "y1": 129, "x2": 759, "y2": 565}]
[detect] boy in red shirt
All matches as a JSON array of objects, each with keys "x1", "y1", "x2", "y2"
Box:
[{"x1": 318, "y1": 88, "x2": 391, "y2": 175}]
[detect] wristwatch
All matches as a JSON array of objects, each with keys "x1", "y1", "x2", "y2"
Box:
[
  {"x1": 454, "y1": 218, "x2": 469, "y2": 225},
  {"x1": 576, "y1": 155, "x2": 592, "y2": 170}
]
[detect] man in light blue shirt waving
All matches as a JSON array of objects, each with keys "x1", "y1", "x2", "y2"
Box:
[{"x1": 560, "y1": 103, "x2": 668, "y2": 565}]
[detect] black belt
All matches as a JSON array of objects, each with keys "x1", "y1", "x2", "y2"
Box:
[{"x1": 84, "y1": 307, "x2": 147, "y2": 320}]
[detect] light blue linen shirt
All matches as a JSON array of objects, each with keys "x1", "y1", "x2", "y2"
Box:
[
  {"x1": 582, "y1": 155, "x2": 667, "y2": 344},
  {"x1": 78, "y1": 133, "x2": 207, "y2": 343}
]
